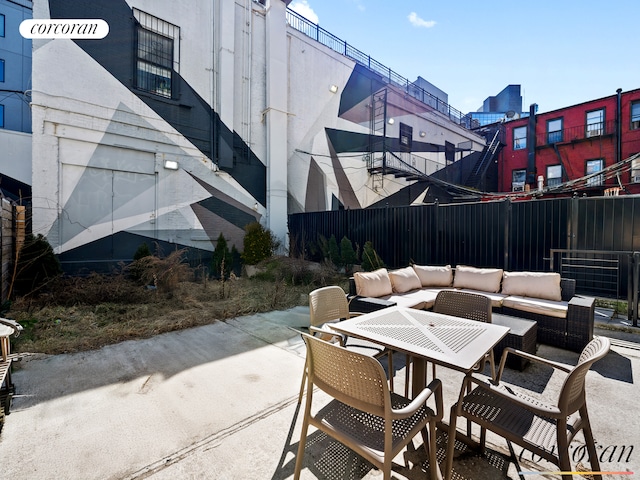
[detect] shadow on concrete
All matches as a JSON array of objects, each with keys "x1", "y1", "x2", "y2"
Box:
[{"x1": 11, "y1": 307, "x2": 313, "y2": 408}]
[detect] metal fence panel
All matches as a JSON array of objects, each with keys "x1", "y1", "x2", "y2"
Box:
[{"x1": 288, "y1": 195, "x2": 640, "y2": 299}]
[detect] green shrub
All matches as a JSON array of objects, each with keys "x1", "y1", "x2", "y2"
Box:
[
  {"x1": 340, "y1": 236, "x2": 358, "y2": 274},
  {"x1": 133, "y1": 242, "x2": 152, "y2": 260},
  {"x1": 12, "y1": 234, "x2": 62, "y2": 296},
  {"x1": 241, "y1": 222, "x2": 279, "y2": 265},
  {"x1": 361, "y1": 241, "x2": 385, "y2": 271},
  {"x1": 212, "y1": 233, "x2": 233, "y2": 278},
  {"x1": 327, "y1": 235, "x2": 340, "y2": 267}
]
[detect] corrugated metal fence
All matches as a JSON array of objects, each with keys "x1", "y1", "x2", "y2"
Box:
[{"x1": 289, "y1": 195, "x2": 640, "y2": 300}]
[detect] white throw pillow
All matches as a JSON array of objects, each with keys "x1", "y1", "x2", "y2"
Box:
[
  {"x1": 501, "y1": 271, "x2": 562, "y2": 301},
  {"x1": 353, "y1": 268, "x2": 393, "y2": 297},
  {"x1": 453, "y1": 265, "x2": 503, "y2": 293},
  {"x1": 389, "y1": 266, "x2": 422, "y2": 293},
  {"x1": 412, "y1": 264, "x2": 453, "y2": 287}
]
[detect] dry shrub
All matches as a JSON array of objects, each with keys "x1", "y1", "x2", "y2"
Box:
[
  {"x1": 129, "y1": 248, "x2": 192, "y2": 294},
  {"x1": 8, "y1": 259, "x2": 349, "y2": 355}
]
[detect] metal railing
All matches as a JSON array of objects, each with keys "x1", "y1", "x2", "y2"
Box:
[
  {"x1": 550, "y1": 249, "x2": 638, "y2": 326},
  {"x1": 285, "y1": 8, "x2": 473, "y2": 128},
  {"x1": 536, "y1": 120, "x2": 616, "y2": 146}
]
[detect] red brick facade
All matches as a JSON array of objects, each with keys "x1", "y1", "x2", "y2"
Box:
[{"x1": 498, "y1": 88, "x2": 640, "y2": 196}]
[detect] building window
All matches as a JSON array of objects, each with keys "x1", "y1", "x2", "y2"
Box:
[
  {"x1": 0, "y1": 105, "x2": 4, "y2": 128},
  {"x1": 632, "y1": 157, "x2": 640, "y2": 183},
  {"x1": 547, "y1": 118, "x2": 563, "y2": 144},
  {"x1": 586, "y1": 109, "x2": 604, "y2": 137},
  {"x1": 1, "y1": 14, "x2": 5, "y2": 37},
  {"x1": 631, "y1": 101, "x2": 640, "y2": 130},
  {"x1": 512, "y1": 169, "x2": 526, "y2": 191},
  {"x1": 399, "y1": 123, "x2": 413, "y2": 152},
  {"x1": 513, "y1": 126, "x2": 526, "y2": 150},
  {"x1": 133, "y1": 10, "x2": 180, "y2": 99},
  {"x1": 547, "y1": 164, "x2": 562, "y2": 187},
  {"x1": 586, "y1": 159, "x2": 604, "y2": 186},
  {"x1": 0, "y1": 59, "x2": 4, "y2": 82},
  {"x1": 136, "y1": 28, "x2": 173, "y2": 98}
]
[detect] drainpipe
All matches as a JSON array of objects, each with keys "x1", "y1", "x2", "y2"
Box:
[
  {"x1": 616, "y1": 88, "x2": 623, "y2": 163},
  {"x1": 526, "y1": 103, "x2": 537, "y2": 186}
]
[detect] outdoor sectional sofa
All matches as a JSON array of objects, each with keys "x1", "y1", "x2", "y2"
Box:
[{"x1": 347, "y1": 265, "x2": 595, "y2": 352}]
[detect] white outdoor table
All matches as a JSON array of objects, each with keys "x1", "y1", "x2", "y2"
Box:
[{"x1": 329, "y1": 306, "x2": 510, "y2": 397}]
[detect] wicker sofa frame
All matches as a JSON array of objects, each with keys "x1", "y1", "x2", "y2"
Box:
[{"x1": 348, "y1": 276, "x2": 594, "y2": 353}]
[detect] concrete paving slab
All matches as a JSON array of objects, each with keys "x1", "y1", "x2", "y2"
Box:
[{"x1": 0, "y1": 306, "x2": 638, "y2": 480}]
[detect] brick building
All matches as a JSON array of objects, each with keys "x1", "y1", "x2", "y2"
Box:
[{"x1": 498, "y1": 88, "x2": 640, "y2": 195}]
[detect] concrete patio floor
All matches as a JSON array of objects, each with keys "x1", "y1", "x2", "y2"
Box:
[{"x1": 0, "y1": 306, "x2": 638, "y2": 480}]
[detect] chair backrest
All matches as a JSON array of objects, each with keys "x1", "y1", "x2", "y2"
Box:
[
  {"x1": 558, "y1": 336, "x2": 610, "y2": 414},
  {"x1": 301, "y1": 332, "x2": 388, "y2": 417},
  {"x1": 309, "y1": 286, "x2": 350, "y2": 327},
  {"x1": 433, "y1": 290, "x2": 492, "y2": 323}
]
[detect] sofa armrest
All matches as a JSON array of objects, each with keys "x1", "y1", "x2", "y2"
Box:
[
  {"x1": 566, "y1": 295, "x2": 595, "y2": 352},
  {"x1": 348, "y1": 277, "x2": 357, "y2": 296},
  {"x1": 347, "y1": 295, "x2": 396, "y2": 314},
  {"x1": 560, "y1": 278, "x2": 576, "y2": 301}
]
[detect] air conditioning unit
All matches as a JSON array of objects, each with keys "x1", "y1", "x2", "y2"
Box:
[
  {"x1": 633, "y1": 175, "x2": 640, "y2": 183},
  {"x1": 512, "y1": 182, "x2": 525, "y2": 192}
]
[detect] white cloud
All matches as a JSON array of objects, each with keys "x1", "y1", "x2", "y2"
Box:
[
  {"x1": 408, "y1": 12, "x2": 436, "y2": 28},
  {"x1": 289, "y1": 0, "x2": 319, "y2": 25}
]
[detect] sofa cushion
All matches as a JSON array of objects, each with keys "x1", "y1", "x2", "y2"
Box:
[
  {"x1": 455, "y1": 288, "x2": 508, "y2": 308},
  {"x1": 502, "y1": 295, "x2": 568, "y2": 319},
  {"x1": 412, "y1": 264, "x2": 453, "y2": 287},
  {"x1": 453, "y1": 265, "x2": 504, "y2": 293},
  {"x1": 353, "y1": 268, "x2": 393, "y2": 297},
  {"x1": 381, "y1": 289, "x2": 442, "y2": 310},
  {"x1": 501, "y1": 271, "x2": 562, "y2": 301},
  {"x1": 388, "y1": 266, "x2": 422, "y2": 293}
]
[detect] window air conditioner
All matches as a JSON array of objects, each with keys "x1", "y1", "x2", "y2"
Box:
[{"x1": 512, "y1": 182, "x2": 525, "y2": 192}]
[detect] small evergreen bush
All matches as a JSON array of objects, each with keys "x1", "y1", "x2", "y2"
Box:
[
  {"x1": 241, "y1": 222, "x2": 279, "y2": 265},
  {"x1": 361, "y1": 241, "x2": 385, "y2": 271},
  {"x1": 212, "y1": 233, "x2": 233, "y2": 278},
  {"x1": 327, "y1": 235, "x2": 341, "y2": 267},
  {"x1": 340, "y1": 236, "x2": 358, "y2": 274},
  {"x1": 12, "y1": 234, "x2": 62, "y2": 296}
]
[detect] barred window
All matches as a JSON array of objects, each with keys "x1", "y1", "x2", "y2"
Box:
[
  {"x1": 547, "y1": 118, "x2": 563, "y2": 144},
  {"x1": 586, "y1": 109, "x2": 604, "y2": 137},
  {"x1": 133, "y1": 10, "x2": 180, "y2": 99}
]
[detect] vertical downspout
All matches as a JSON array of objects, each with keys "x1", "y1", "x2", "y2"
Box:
[
  {"x1": 526, "y1": 103, "x2": 537, "y2": 187},
  {"x1": 616, "y1": 88, "x2": 623, "y2": 164}
]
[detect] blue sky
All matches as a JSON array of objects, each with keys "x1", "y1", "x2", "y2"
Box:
[{"x1": 289, "y1": 0, "x2": 639, "y2": 115}]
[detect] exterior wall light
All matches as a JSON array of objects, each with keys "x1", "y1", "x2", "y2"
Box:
[
  {"x1": 419, "y1": 131, "x2": 426, "y2": 137},
  {"x1": 329, "y1": 85, "x2": 339, "y2": 93},
  {"x1": 164, "y1": 160, "x2": 179, "y2": 170},
  {"x1": 387, "y1": 118, "x2": 395, "y2": 125}
]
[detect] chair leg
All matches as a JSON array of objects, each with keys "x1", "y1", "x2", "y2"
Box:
[
  {"x1": 428, "y1": 420, "x2": 442, "y2": 480},
  {"x1": 581, "y1": 410, "x2": 603, "y2": 480},
  {"x1": 293, "y1": 392, "x2": 313, "y2": 480},
  {"x1": 556, "y1": 420, "x2": 572, "y2": 480},
  {"x1": 404, "y1": 355, "x2": 411, "y2": 398},
  {"x1": 296, "y1": 367, "x2": 307, "y2": 405},
  {"x1": 388, "y1": 351, "x2": 394, "y2": 392},
  {"x1": 444, "y1": 405, "x2": 459, "y2": 480}
]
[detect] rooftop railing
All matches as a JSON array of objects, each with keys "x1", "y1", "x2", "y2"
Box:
[{"x1": 286, "y1": 8, "x2": 473, "y2": 129}]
